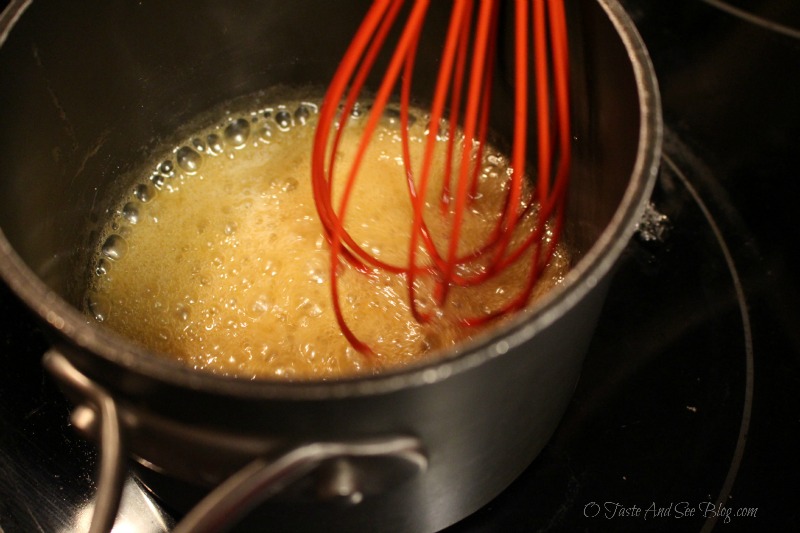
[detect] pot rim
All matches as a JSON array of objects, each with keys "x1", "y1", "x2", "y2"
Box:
[{"x1": 0, "y1": 0, "x2": 661, "y2": 401}]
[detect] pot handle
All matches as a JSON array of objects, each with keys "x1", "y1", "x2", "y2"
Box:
[
  {"x1": 174, "y1": 437, "x2": 427, "y2": 533},
  {"x1": 43, "y1": 350, "x2": 428, "y2": 533},
  {"x1": 43, "y1": 350, "x2": 127, "y2": 533}
]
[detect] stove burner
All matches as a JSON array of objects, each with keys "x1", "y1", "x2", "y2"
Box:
[{"x1": 660, "y1": 151, "x2": 754, "y2": 533}]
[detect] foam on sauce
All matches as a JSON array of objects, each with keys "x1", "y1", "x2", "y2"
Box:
[{"x1": 85, "y1": 99, "x2": 569, "y2": 380}]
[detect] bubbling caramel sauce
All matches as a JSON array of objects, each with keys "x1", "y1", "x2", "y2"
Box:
[{"x1": 85, "y1": 99, "x2": 569, "y2": 380}]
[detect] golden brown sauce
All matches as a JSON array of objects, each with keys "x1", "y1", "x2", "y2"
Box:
[{"x1": 85, "y1": 100, "x2": 569, "y2": 380}]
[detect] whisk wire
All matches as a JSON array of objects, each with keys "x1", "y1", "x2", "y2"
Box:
[
  {"x1": 312, "y1": 0, "x2": 572, "y2": 355},
  {"x1": 406, "y1": 0, "x2": 474, "y2": 321},
  {"x1": 436, "y1": 0, "x2": 497, "y2": 305}
]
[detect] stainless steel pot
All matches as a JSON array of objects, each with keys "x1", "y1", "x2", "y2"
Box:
[{"x1": 0, "y1": 1, "x2": 661, "y2": 531}]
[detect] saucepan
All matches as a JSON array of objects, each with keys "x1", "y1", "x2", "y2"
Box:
[{"x1": 0, "y1": 0, "x2": 660, "y2": 531}]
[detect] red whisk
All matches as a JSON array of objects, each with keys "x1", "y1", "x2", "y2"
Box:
[{"x1": 312, "y1": 0, "x2": 571, "y2": 357}]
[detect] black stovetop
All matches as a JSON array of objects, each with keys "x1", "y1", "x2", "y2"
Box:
[{"x1": 2, "y1": 0, "x2": 799, "y2": 531}]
